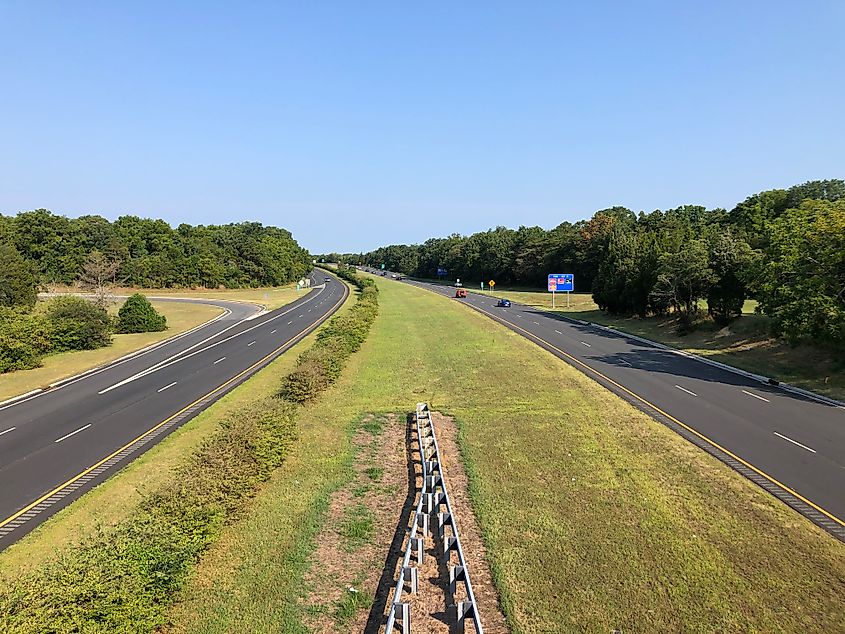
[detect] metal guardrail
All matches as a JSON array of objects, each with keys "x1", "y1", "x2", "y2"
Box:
[{"x1": 384, "y1": 403, "x2": 484, "y2": 633}]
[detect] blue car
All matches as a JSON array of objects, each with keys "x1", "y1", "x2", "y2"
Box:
[{"x1": 496, "y1": 299, "x2": 511, "y2": 308}]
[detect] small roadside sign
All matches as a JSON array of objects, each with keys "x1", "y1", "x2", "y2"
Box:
[
  {"x1": 481, "y1": 281, "x2": 485, "y2": 290},
  {"x1": 547, "y1": 274, "x2": 574, "y2": 292},
  {"x1": 547, "y1": 274, "x2": 574, "y2": 307},
  {"x1": 489, "y1": 280, "x2": 496, "y2": 289}
]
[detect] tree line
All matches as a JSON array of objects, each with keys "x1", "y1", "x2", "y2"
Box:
[
  {"x1": 0, "y1": 209, "x2": 312, "y2": 289},
  {"x1": 347, "y1": 179, "x2": 845, "y2": 349}
]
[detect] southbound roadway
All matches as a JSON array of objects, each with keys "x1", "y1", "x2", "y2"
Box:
[{"x1": 0, "y1": 270, "x2": 347, "y2": 550}]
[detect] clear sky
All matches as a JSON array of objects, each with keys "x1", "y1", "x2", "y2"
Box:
[{"x1": 1, "y1": 2, "x2": 842, "y2": 253}]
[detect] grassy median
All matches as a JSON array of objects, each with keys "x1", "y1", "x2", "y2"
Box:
[{"x1": 166, "y1": 277, "x2": 845, "y2": 633}]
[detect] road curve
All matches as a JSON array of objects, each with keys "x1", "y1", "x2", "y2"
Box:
[
  {"x1": 0, "y1": 271, "x2": 347, "y2": 550},
  {"x1": 379, "y1": 272, "x2": 845, "y2": 541}
]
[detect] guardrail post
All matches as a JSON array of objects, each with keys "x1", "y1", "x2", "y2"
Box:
[
  {"x1": 449, "y1": 564, "x2": 465, "y2": 596},
  {"x1": 391, "y1": 602, "x2": 411, "y2": 633},
  {"x1": 412, "y1": 536, "x2": 424, "y2": 565},
  {"x1": 416, "y1": 510, "x2": 429, "y2": 537},
  {"x1": 402, "y1": 566, "x2": 419, "y2": 594}
]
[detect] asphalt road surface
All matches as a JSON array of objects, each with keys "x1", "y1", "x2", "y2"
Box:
[
  {"x1": 369, "y1": 270, "x2": 845, "y2": 541},
  {"x1": 0, "y1": 271, "x2": 347, "y2": 549}
]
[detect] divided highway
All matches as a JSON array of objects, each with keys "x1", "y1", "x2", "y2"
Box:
[
  {"x1": 0, "y1": 271, "x2": 347, "y2": 549},
  {"x1": 387, "y1": 274, "x2": 845, "y2": 541}
]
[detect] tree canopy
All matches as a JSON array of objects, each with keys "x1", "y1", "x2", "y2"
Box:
[{"x1": 0, "y1": 210, "x2": 312, "y2": 289}]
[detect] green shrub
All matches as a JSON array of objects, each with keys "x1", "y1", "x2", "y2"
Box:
[
  {"x1": 116, "y1": 294, "x2": 167, "y2": 334},
  {"x1": 279, "y1": 267, "x2": 379, "y2": 403},
  {"x1": 0, "y1": 398, "x2": 298, "y2": 632},
  {"x1": 0, "y1": 308, "x2": 53, "y2": 373},
  {"x1": 45, "y1": 295, "x2": 112, "y2": 351}
]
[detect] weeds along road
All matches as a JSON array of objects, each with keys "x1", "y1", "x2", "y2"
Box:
[
  {"x1": 374, "y1": 272, "x2": 845, "y2": 541},
  {"x1": 0, "y1": 271, "x2": 348, "y2": 550}
]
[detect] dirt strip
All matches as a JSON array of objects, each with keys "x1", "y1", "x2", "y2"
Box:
[{"x1": 430, "y1": 412, "x2": 509, "y2": 634}]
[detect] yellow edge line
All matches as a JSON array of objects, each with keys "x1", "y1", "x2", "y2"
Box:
[
  {"x1": 422, "y1": 282, "x2": 845, "y2": 530},
  {"x1": 0, "y1": 283, "x2": 348, "y2": 532}
]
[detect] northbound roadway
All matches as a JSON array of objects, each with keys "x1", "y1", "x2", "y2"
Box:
[
  {"x1": 0, "y1": 270, "x2": 347, "y2": 549},
  {"x1": 377, "y1": 272, "x2": 845, "y2": 541}
]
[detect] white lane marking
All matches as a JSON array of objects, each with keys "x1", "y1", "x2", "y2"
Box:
[
  {"x1": 675, "y1": 385, "x2": 698, "y2": 397},
  {"x1": 554, "y1": 330, "x2": 562, "y2": 334},
  {"x1": 287, "y1": 321, "x2": 293, "y2": 325},
  {"x1": 0, "y1": 427, "x2": 16, "y2": 437},
  {"x1": 97, "y1": 285, "x2": 328, "y2": 394},
  {"x1": 533, "y1": 321, "x2": 540, "y2": 325},
  {"x1": 270, "y1": 329, "x2": 276, "y2": 334},
  {"x1": 247, "y1": 341, "x2": 256, "y2": 347},
  {"x1": 580, "y1": 341, "x2": 591, "y2": 347},
  {"x1": 742, "y1": 389, "x2": 770, "y2": 403},
  {"x1": 298, "y1": 314, "x2": 303, "y2": 318},
  {"x1": 213, "y1": 357, "x2": 226, "y2": 364},
  {"x1": 55, "y1": 424, "x2": 92, "y2": 443},
  {"x1": 619, "y1": 358, "x2": 633, "y2": 366},
  {"x1": 157, "y1": 381, "x2": 178, "y2": 392},
  {"x1": 774, "y1": 432, "x2": 817, "y2": 453}
]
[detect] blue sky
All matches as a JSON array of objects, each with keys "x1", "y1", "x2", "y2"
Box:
[{"x1": 1, "y1": 2, "x2": 842, "y2": 253}]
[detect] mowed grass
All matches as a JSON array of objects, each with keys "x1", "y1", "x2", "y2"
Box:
[
  {"x1": 47, "y1": 282, "x2": 307, "y2": 311},
  {"x1": 0, "y1": 293, "x2": 347, "y2": 578},
  {"x1": 0, "y1": 300, "x2": 223, "y2": 402},
  {"x1": 166, "y1": 277, "x2": 845, "y2": 633},
  {"x1": 476, "y1": 286, "x2": 845, "y2": 402}
]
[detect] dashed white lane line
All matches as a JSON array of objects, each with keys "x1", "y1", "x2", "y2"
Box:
[
  {"x1": 55, "y1": 424, "x2": 92, "y2": 443},
  {"x1": 213, "y1": 357, "x2": 226, "y2": 364},
  {"x1": 157, "y1": 381, "x2": 178, "y2": 393},
  {"x1": 580, "y1": 341, "x2": 591, "y2": 347},
  {"x1": 0, "y1": 427, "x2": 16, "y2": 437},
  {"x1": 288, "y1": 321, "x2": 293, "y2": 325},
  {"x1": 774, "y1": 432, "x2": 817, "y2": 453},
  {"x1": 675, "y1": 384, "x2": 698, "y2": 397},
  {"x1": 533, "y1": 321, "x2": 540, "y2": 325},
  {"x1": 554, "y1": 330, "x2": 562, "y2": 334},
  {"x1": 619, "y1": 358, "x2": 633, "y2": 366},
  {"x1": 247, "y1": 341, "x2": 256, "y2": 347},
  {"x1": 298, "y1": 314, "x2": 304, "y2": 318},
  {"x1": 270, "y1": 329, "x2": 276, "y2": 334},
  {"x1": 742, "y1": 389, "x2": 770, "y2": 403}
]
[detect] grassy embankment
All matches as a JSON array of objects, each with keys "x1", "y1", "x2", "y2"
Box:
[
  {"x1": 473, "y1": 285, "x2": 845, "y2": 402},
  {"x1": 0, "y1": 276, "x2": 369, "y2": 632},
  {"x1": 165, "y1": 276, "x2": 844, "y2": 633},
  {"x1": 0, "y1": 300, "x2": 223, "y2": 402}
]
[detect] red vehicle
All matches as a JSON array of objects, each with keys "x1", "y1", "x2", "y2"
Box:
[{"x1": 455, "y1": 288, "x2": 467, "y2": 298}]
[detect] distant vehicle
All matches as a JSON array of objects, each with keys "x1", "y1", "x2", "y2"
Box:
[
  {"x1": 324, "y1": 277, "x2": 331, "y2": 283},
  {"x1": 391, "y1": 274, "x2": 398, "y2": 279},
  {"x1": 496, "y1": 299, "x2": 511, "y2": 307},
  {"x1": 397, "y1": 275, "x2": 405, "y2": 280},
  {"x1": 455, "y1": 289, "x2": 468, "y2": 298}
]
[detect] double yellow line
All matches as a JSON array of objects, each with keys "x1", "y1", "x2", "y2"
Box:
[
  {"x1": 0, "y1": 282, "x2": 348, "y2": 534},
  {"x1": 426, "y1": 282, "x2": 845, "y2": 531}
]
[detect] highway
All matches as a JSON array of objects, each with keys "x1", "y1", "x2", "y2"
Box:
[
  {"x1": 375, "y1": 272, "x2": 845, "y2": 541},
  {"x1": 0, "y1": 270, "x2": 347, "y2": 549}
]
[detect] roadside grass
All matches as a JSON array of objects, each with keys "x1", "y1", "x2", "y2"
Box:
[
  {"x1": 0, "y1": 300, "x2": 223, "y2": 402},
  {"x1": 46, "y1": 282, "x2": 306, "y2": 311},
  {"x1": 475, "y1": 286, "x2": 844, "y2": 402},
  {"x1": 166, "y1": 277, "x2": 845, "y2": 633}
]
